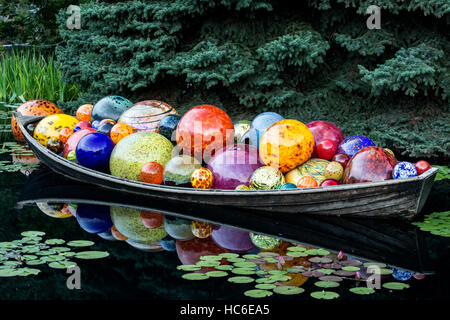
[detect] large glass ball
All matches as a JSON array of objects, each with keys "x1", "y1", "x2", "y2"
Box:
[
  {"x1": 343, "y1": 146, "x2": 397, "y2": 184},
  {"x1": 248, "y1": 112, "x2": 284, "y2": 148},
  {"x1": 207, "y1": 144, "x2": 263, "y2": 189},
  {"x1": 110, "y1": 131, "x2": 173, "y2": 181},
  {"x1": 33, "y1": 114, "x2": 78, "y2": 146},
  {"x1": 91, "y1": 96, "x2": 133, "y2": 122},
  {"x1": 76, "y1": 132, "x2": 114, "y2": 170}
]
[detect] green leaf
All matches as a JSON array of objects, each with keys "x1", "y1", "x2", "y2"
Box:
[
  {"x1": 273, "y1": 286, "x2": 305, "y2": 295},
  {"x1": 382, "y1": 282, "x2": 410, "y2": 290},
  {"x1": 314, "y1": 280, "x2": 340, "y2": 288},
  {"x1": 74, "y1": 251, "x2": 109, "y2": 260},
  {"x1": 182, "y1": 273, "x2": 209, "y2": 280},
  {"x1": 349, "y1": 287, "x2": 375, "y2": 295},
  {"x1": 244, "y1": 289, "x2": 273, "y2": 298},
  {"x1": 310, "y1": 291, "x2": 340, "y2": 300},
  {"x1": 228, "y1": 276, "x2": 254, "y2": 284},
  {"x1": 67, "y1": 240, "x2": 95, "y2": 247}
]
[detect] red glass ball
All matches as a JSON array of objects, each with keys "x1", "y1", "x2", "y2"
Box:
[
  {"x1": 332, "y1": 152, "x2": 350, "y2": 169},
  {"x1": 140, "y1": 211, "x2": 164, "y2": 229},
  {"x1": 415, "y1": 160, "x2": 431, "y2": 176},
  {"x1": 316, "y1": 139, "x2": 338, "y2": 160},
  {"x1": 176, "y1": 105, "x2": 234, "y2": 161},
  {"x1": 320, "y1": 179, "x2": 339, "y2": 187},
  {"x1": 140, "y1": 161, "x2": 164, "y2": 184}
]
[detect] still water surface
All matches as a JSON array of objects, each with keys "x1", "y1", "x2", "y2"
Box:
[{"x1": 0, "y1": 149, "x2": 449, "y2": 301}]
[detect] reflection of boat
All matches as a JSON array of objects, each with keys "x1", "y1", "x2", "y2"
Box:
[
  {"x1": 15, "y1": 112, "x2": 438, "y2": 219},
  {"x1": 18, "y1": 166, "x2": 449, "y2": 274}
]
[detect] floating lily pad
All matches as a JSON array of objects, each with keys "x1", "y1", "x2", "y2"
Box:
[
  {"x1": 0, "y1": 242, "x2": 18, "y2": 249},
  {"x1": 255, "y1": 277, "x2": 277, "y2": 284},
  {"x1": 242, "y1": 254, "x2": 260, "y2": 259},
  {"x1": 233, "y1": 261, "x2": 257, "y2": 268},
  {"x1": 367, "y1": 268, "x2": 393, "y2": 275},
  {"x1": 273, "y1": 286, "x2": 305, "y2": 295},
  {"x1": 48, "y1": 261, "x2": 77, "y2": 269},
  {"x1": 196, "y1": 260, "x2": 221, "y2": 267},
  {"x1": 309, "y1": 257, "x2": 333, "y2": 264},
  {"x1": 317, "y1": 268, "x2": 335, "y2": 275},
  {"x1": 16, "y1": 267, "x2": 41, "y2": 276},
  {"x1": 286, "y1": 251, "x2": 308, "y2": 258},
  {"x1": 26, "y1": 259, "x2": 46, "y2": 266},
  {"x1": 0, "y1": 268, "x2": 20, "y2": 277},
  {"x1": 215, "y1": 264, "x2": 234, "y2": 271},
  {"x1": 255, "y1": 283, "x2": 276, "y2": 290},
  {"x1": 382, "y1": 282, "x2": 410, "y2": 290},
  {"x1": 227, "y1": 257, "x2": 246, "y2": 263},
  {"x1": 74, "y1": 251, "x2": 109, "y2": 260},
  {"x1": 50, "y1": 247, "x2": 71, "y2": 253},
  {"x1": 3, "y1": 261, "x2": 21, "y2": 266},
  {"x1": 285, "y1": 267, "x2": 304, "y2": 274},
  {"x1": 263, "y1": 257, "x2": 279, "y2": 263},
  {"x1": 67, "y1": 240, "x2": 95, "y2": 247},
  {"x1": 310, "y1": 291, "x2": 340, "y2": 300},
  {"x1": 333, "y1": 270, "x2": 356, "y2": 276},
  {"x1": 315, "y1": 280, "x2": 340, "y2": 288},
  {"x1": 36, "y1": 250, "x2": 55, "y2": 256},
  {"x1": 59, "y1": 252, "x2": 76, "y2": 257},
  {"x1": 22, "y1": 255, "x2": 38, "y2": 260},
  {"x1": 255, "y1": 270, "x2": 268, "y2": 276},
  {"x1": 258, "y1": 252, "x2": 279, "y2": 258},
  {"x1": 315, "y1": 249, "x2": 331, "y2": 256},
  {"x1": 341, "y1": 266, "x2": 360, "y2": 271},
  {"x1": 199, "y1": 255, "x2": 222, "y2": 261},
  {"x1": 341, "y1": 260, "x2": 362, "y2": 266},
  {"x1": 228, "y1": 276, "x2": 254, "y2": 284},
  {"x1": 286, "y1": 246, "x2": 306, "y2": 252},
  {"x1": 268, "y1": 274, "x2": 291, "y2": 282},
  {"x1": 45, "y1": 239, "x2": 66, "y2": 245},
  {"x1": 205, "y1": 271, "x2": 228, "y2": 277},
  {"x1": 41, "y1": 255, "x2": 66, "y2": 262},
  {"x1": 219, "y1": 253, "x2": 239, "y2": 259},
  {"x1": 349, "y1": 287, "x2": 375, "y2": 295},
  {"x1": 244, "y1": 289, "x2": 273, "y2": 298},
  {"x1": 302, "y1": 270, "x2": 325, "y2": 277},
  {"x1": 21, "y1": 231, "x2": 45, "y2": 237},
  {"x1": 268, "y1": 270, "x2": 288, "y2": 275},
  {"x1": 231, "y1": 268, "x2": 257, "y2": 275},
  {"x1": 182, "y1": 272, "x2": 209, "y2": 280},
  {"x1": 319, "y1": 275, "x2": 343, "y2": 282},
  {"x1": 177, "y1": 264, "x2": 202, "y2": 271}
]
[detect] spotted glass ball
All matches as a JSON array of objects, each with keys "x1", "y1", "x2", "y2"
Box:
[
  {"x1": 191, "y1": 221, "x2": 213, "y2": 238},
  {"x1": 249, "y1": 166, "x2": 285, "y2": 190},
  {"x1": 191, "y1": 168, "x2": 214, "y2": 189},
  {"x1": 393, "y1": 161, "x2": 417, "y2": 179},
  {"x1": 338, "y1": 135, "x2": 375, "y2": 157},
  {"x1": 46, "y1": 137, "x2": 64, "y2": 154}
]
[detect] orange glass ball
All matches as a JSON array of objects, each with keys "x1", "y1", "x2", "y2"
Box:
[
  {"x1": 76, "y1": 104, "x2": 93, "y2": 122},
  {"x1": 111, "y1": 225, "x2": 128, "y2": 241},
  {"x1": 191, "y1": 168, "x2": 214, "y2": 189},
  {"x1": 58, "y1": 127, "x2": 74, "y2": 144},
  {"x1": 140, "y1": 161, "x2": 164, "y2": 184},
  {"x1": 259, "y1": 119, "x2": 315, "y2": 173},
  {"x1": 99, "y1": 118, "x2": 116, "y2": 126},
  {"x1": 296, "y1": 176, "x2": 318, "y2": 188},
  {"x1": 191, "y1": 221, "x2": 213, "y2": 239},
  {"x1": 11, "y1": 100, "x2": 63, "y2": 142},
  {"x1": 110, "y1": 122, "x2": 137, "y2": 145},
  {"x1": 176, "y1": 105, "x2": 234, "y2": 161}
]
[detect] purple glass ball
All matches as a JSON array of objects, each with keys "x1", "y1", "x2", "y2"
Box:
[
  {"x1": 338, "y1": 135, "x2": 375, "y2": 157},
  {"x1": 211, "y1": 225, "x2": 257, "y2": 252},
  {"x1": 207, "y1": 144, "x2": 263, "y2": 189}
]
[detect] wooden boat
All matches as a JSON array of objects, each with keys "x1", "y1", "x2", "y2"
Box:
[
  {"x1": 17, "y1": 166, "x2": 449, "y2": 274},
  {"x1": 15, "y1": 112, "x2": 438, "y2": 219}
]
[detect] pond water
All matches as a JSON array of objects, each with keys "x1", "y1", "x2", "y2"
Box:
[{"x1": 0, "y1": 145, "x2": 449, "y2": 301}]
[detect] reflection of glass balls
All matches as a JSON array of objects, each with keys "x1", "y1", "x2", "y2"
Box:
[
  {"x1": 76, "y1": 204, "x2": 112, "y2": 234},
  {"x1": 207, "y1": 144, "x2": 262, "y2": 189},
  {"x1": 76, "y1": 132, "x2": 114, "y2": 170},
  {"x1": 343, "y1": 147, "x2": 397, "y2": 184},
  {"x1": 391, "y1": 267, "x2": 413, "y2": 281},
  {"x1": 163, "y1": 216, "x2": 194, "y2": 240},
  {"x1": 110, "y1": 131, "x2": 173, "y2": 181},
  {"x1": 191, "y1": 221, "x2": 213, "y2": 238},
  {"x1": 159, "y1": 236, "x2": 176, "y2": 251},
  {"x1": 250, "y1": 233, "x2": 282, "y2": 250},
  {"x1": 259, "y1": 119, "x2": 314, "y2": 173},
  {"x1": 176, "y1": 237, "x2": 228, "y2": 265},
  {"x1": 211, "y1": 226, "x2": 256, "y2": 252}
]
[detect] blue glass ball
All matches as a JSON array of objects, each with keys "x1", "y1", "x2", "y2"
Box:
[
  {"x1": 393, "y1": 161, "x2": 417, "y2": 179},
  {"x1": 338, "y1": 135, "x2": 375, "y2": 157},
  {"x1": 279, "y1": 183, "x2": 297, "y2": 189},
  {"x1": 158, "y1": 114, "x2": 180, "y2": 142},
  {"x1": 249, "y1": 112, "x2": 284, "y2": 148},
  {"x1": 391, "y1": 267, "x2": 413, "y2": 281},
  {"x1": 159, "y1": 235, "x2": 176, "y2": 251},
  {"x1": 76, "y1": 132, "x2": 114, "y2": 170},
  {"x1": 91, "y1": 120, "x2": 101, "y2": 129},
  {"x1": 76, "y1": 204, "x2": 112, "y2": 234},
  {"x1": 97, "y1": 122, "x2": 114, "y2": 137},
  {"x1": 91, "y1": 96, "x2": 133, "y2": 122}
]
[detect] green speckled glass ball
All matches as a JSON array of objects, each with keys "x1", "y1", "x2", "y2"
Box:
[
  {"x1": 250, "y1": 233, "x2": 282, "y2": 250},
  {"x1": 163, "y1": 155, "x2": 201, "y2": 187},
  {"x1": 110, "y1": 206, "x2": 167, "y2": 242},
  {"x1": 249, "y1": 166, "x2": 285, "y2": 190},
  {"x1": 110, "y1": 131, "x2": 173, "y2": 181}
]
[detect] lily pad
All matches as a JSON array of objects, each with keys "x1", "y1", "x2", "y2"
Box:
[
  {"x1": 182, "y1": 273, "x2": 209, "y2": 280},
  {"x1": 268, "y1": 270, "x2": 288, "y2": 275},
  {"x1": 286, "y1": 246, "x2": 306, "y2": 252},
  {"x1": 16, "y1": 267, "x2": 41, "y2": 276},
  {"x1": 244, "y1": 289, "x2": 273, "y2": 298},
  {"x1": 242, "y1": 254, "x2": 260, "y2": 259},
  {"x1": 48, "y1": 261, "x2": 77, "y2": 269},
  {"x1": 21, "y1": 231, "x2": 45, "y2": 237},
  {"x1": 273, "y1": 286, "x2": 305, "y2": 295},
  {"x1": 206, "y1": 270, "x2": 228, "y2": 277},
  {"x1": 74, "y1": 251, "x2": 109, "y2": 260},
  {"x1": 286, "y1": 251, "x2": 308, "y2": 258},
  {"x1": 319, "y1": 275, "x2": 343, "y2": 282},
  {"x1": 50, "y1": 247, "x2": 71, "y2": 253},
  {"x1": 215, "y1": 264, "x2": 234, "y2": 271},
  {"x1": 314, "y1": 280, "x2": 340, "y2": 288},
  {"x1": 219, "y1": 253, "x2": 239, "y2": 259},
  {"x1": 255, "y1": 283, "x2": 277, "y2": 290},
  {"x1": 199, "y1": 255, "x2": 222, "y2": 261},
  {"x1": 41, "y1": 255, "x2": 66, "y2": 262},
  {"x1": 0, "y1": 268, "x2": 20, "y2": 277},
  {"x1": 228, "y1": 276, "x2": 254, "y2": 284},
  {"x1": 349, "y1": 287, "x2": 375, "y2": 295},
  {"x1": 367, "y1": 268, "x2": 393, "y2": 275},
  {"x1": 309, "y1": 257, "x2": 333, "y2": 264},
  {"x1": 317, "y1": 268, "x2": 335, "y2": 275},
  {"x1": 341, "y1": 266, "x2": 360, "y2": 271},
  {"x1": 233, "y1": 261, "x2": 257, "y2": 268},
  {"x1": 231, "y1": 268, "x2": 257, "y2": 275},
  {"x1": 67, "y1": 240, "x2": 95, "y2": 247},
  {"x1": 45, "y1": 239, "x2": 66, "y2": 245},
  {"x1": 382, "y1": 282, "x2": 410, "y2": 290},
  {"x1": 177, "y1": 264, "x2": 202, "y2": 271},
  {"x1": 227, "y1": 257, "x2": 246, "y2": 263},
  {"x1": 310, "y1": 291, "x2": 340, "y2": 300},
  {"x1": 26, "y1": 259, "x2": 46, "y2": 266},
  {"x1": 196, "y1": 260, "x2": 221, "y2": 267}
]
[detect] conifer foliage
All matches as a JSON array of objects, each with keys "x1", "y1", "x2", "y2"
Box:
[{"x1": 56, "y1": 0, "x2": 449, "y2": 159}]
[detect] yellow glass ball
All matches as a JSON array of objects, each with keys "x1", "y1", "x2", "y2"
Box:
[
  {"x1": 33, "y1": 114, "x2": 78, "y2": 147},
  {"x1": 259, "y1": 119, "x2": 314, "y2": 173},
  {"x1": 323, "y1": 161, "x2": 344, "y2": 181}
]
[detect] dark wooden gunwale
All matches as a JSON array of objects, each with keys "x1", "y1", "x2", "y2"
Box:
[{"x1": 15, "y1": 112, "x2": 438, "y2": 219}]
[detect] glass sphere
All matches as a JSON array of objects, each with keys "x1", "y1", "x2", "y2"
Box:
[
  {"x1": 110, "y1": 131, "x2": 173, "y2": 181},
  {"x1": 33, "y1": 114, "x2": 78, "y2": 146},
  {"x1": 285, "y1": 158, "x2": 329, "y2": 186},
  {"x1": 91, "y1": 96, "x2": 133, "y2": 122},
  {"x1": 249, "y1": 166, "x2": 285, "y2": 190},
  {"x1": 207, "y1": 144, "x2": 263, "y2": 189},
  {"x1": 76, "y1": 204, "x2": 112, "y2": 234},
  {"x1": 343, "y1": 146, "x2": 397, "y2": 184},
  {"x1": 76, "y1": 132, "x2": 114, "y2": 170},
  {"x1": 306, "y1": 120, "x2": 344, "y2": 151},
  {"x1": 211, "y1": 225, "x2": 256, "y2": 252},
  {"x1": 259, "y1": 119, "x2": 314, "y2": 173},
  {"x1": 157, "y1": 114, "x2": 180, "y2": 141},
  {"x1": 248, "y1": 112, "x2": 284, "y2": 148},
  {"x1": 338, "y1": 135, "x2": 375, "y2": 157},
  {"x1": 163, "y1": 155, "x2": 201, "y2": 187}
]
